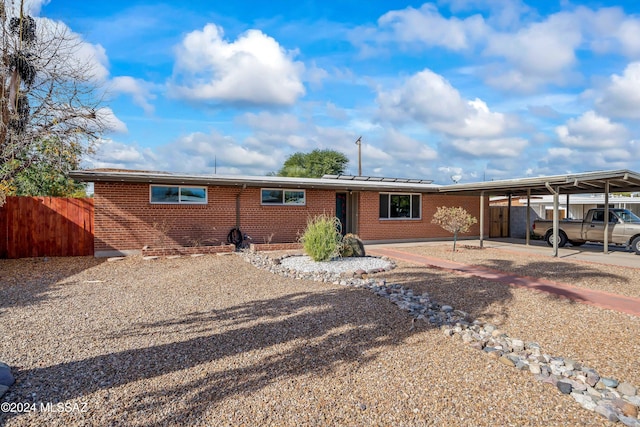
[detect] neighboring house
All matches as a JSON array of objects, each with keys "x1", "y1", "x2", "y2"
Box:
[{"x1": 69, "y1": 170, "x2": 487, "y2": 257}]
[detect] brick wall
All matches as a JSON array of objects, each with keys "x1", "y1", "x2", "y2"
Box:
[
  {"x1": 93, "y1": 183, "x2": 489, "y2": 254},
  {"x1": 93, "y1": 183, "x2": 335, "y2": 253},
  {"x1": 357, "y1": 192, "x2": 489, "y2": 241}
]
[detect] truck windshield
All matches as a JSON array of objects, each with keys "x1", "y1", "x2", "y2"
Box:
[{"x1": 617, "y1": 210, "x2": 640, "y2": 223}]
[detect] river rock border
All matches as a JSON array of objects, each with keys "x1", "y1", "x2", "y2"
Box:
[{"x1": 238, "y1": 251, "x2": 640, "y2": 426}]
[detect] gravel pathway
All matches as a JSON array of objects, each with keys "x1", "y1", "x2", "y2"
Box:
[{"x1": 0, "y1": 249, "x2": 638, "y2": 426}]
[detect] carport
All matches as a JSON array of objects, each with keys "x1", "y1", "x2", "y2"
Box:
[{"x1": 439, "y1": 169, "x2": 640, "y2": 256}]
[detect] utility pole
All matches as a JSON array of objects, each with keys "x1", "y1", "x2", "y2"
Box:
[{"x1": 355, "y1": 136, "x2": 362, "y2": 176}]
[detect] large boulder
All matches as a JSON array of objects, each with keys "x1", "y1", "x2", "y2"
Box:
[
  {"x1": 341, "y1": 234, "x2": 366, "y2": 257},
  {"x1": 0, "y1": 361, "x2": 14, "y2": 398}
]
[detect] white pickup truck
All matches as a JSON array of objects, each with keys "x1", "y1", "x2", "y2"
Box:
[{"x1": 532, "y1": 208, "x2": 640, "y2": 254}]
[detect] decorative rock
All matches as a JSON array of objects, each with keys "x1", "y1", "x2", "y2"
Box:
[
  {"x1": 487, "y1": 350, "x2": 502, "y2": 360},
  {"x1": 557, "y1": 381, "x2": 573, "y2": 394},
  {"x1": 572, "y1": 392, "x2": 597, "y2": 411},
  {"x1": 515, "y1": 360, "x2": 528, "y2": 371},
  {"x1": 618, "y1": 382, "x2": 638, "y2": 396},
  {"x1": 441, "y1": 305, "x2": 453, "y2": 313},
  {"x1": 601, "y1": 377, "x2": 620, "y2": 388},
  {"x1": 498, "y1": 356, "x2": 515, "y2": 367},
  {"x1": 613, "y1": 398, "x2": 639, "y2": 418},
  {"x1": 627, "y1": 396, "x2": 640, "y2": 407},
  {"x1": 595, "y1": 404, "x2": 619, "y2": 422},
  {"x1": 529, "y1": 363, "x2": 541, "y2": 375},
  {"x1": 0, "y1": 363, "x2": 14, "y2": 387},
  {"x1": 511, "y1": 339, "x2": 525, "y2": 352},
  {"x1": 586, "y1": 371, "x2": 601, "y2": 387},
  {"x1": 619, "y1": 415, "x2": 640, "y2": 427}
]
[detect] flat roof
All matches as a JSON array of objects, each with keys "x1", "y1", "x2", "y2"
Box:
[
  {"x1": 69, "y1": 170, "x2": 441, "y2": 193},
  {"x1": 69, "y1": 168, "x2": 640, "y2": 196}
]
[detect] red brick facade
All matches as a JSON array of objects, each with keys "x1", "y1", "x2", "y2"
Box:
[
  {"x1": 357, "y1": 192, "x2": 487, "y2": 241},
  {"x1": 93, "y1": 182, "x2": 488, "y2": 255}
]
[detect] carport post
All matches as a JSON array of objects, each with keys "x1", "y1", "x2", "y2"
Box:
[
  {"x1": 604, "y1": 181, "x2": 610, "y2": 253},
  {"x1": 480, "y1": 191, "x2": 485, "y2": 248},
  {"x1": 553, "y1": 186, "x2": 559, "y2": 257},
  {"x1": 526, "y1": 189, "x2": 531, "y2": 246}
]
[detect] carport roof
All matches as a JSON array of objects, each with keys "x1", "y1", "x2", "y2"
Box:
[{"x1": 438, "y1": 169, "x2": 640, "y2": 196}]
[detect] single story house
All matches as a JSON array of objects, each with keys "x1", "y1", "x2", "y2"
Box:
[
  {"x1": 69, "y1": 169, "x2": 487, "y2": 257},
  {"x1": 69, "y1": 168, "x2": 640, "y2": 257}
]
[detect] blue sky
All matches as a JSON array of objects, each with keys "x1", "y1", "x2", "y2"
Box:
[{"x1": 26, "y1": 0, "x2": 640, "y2": 184}]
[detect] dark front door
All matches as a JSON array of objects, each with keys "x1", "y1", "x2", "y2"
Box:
[{"x1": 336, "y1": 193, "x2": 347, "y2": 235}]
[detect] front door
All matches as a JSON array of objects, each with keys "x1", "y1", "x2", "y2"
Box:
[
  {"x1": 336, "y1": 193, "x2": 347, "y2": 235},
  {"x1": 336, "y1": 192, "x2": 359, "y2": 235}
]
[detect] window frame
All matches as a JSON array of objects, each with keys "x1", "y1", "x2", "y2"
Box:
[
  {"x1": 149, "y1": 185, "x2": 208, "y2": 205},
  {"x1": 260, "y1": 188, "x2": 306, "y2": 206},
  {"x1": 379, "y1": 192, "x2": 422, "y2": 220}
]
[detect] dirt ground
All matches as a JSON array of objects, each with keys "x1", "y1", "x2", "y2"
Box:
[{"x1": 0, "y1": 247, "x2": 638, "y2": 426}]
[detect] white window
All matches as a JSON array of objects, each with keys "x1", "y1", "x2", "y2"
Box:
[
  {"x1": 379, "y1": 193, "x2": 421, "y2": 219},
  {"x1": 261, "y1": 189, "x2": 306, "y2": 205},
  {"x1": 150, "y1": 185, "x2": 207, "y2": 204}
]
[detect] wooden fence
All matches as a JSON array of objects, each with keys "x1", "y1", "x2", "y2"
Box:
[{"x1": 0, "y1": 196, "x2": 94, "y2": 259}]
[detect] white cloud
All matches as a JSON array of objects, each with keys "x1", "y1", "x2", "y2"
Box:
[
  {"x1": 376, "y1": 69, "x2": 508, "y2": 138},
  {"x1": 161, "y1": 130, "x2": 282, "y2": 175},
  {"x1": 376, "y1": 3, "x2": 488, "y2": 51},
  {"x1": 483, "y1": 12, "x2": 581, "y2": 90},
  {"x1": 85, "y1": 139, "x2": 159, "y2": 171},
  {"x1": 382, "y1": 129, "x2": 438, "y2": 161},
  {"x1": 595, "y1": 62, "x2": 640, "y2": 119},
  {"x1": 94, "y1": 108, "x2": 127, "y2": 134},
  {"x1": 555, "y1": 111, "x2": 629, "y2": 149},
  {"x1": 449, "y1": 137, "x2": 528, "y2": 157},
  {"x1": 169, "y1": 23, "x2": 305, "y2": 106},
  {"x1": 111, "y1": 76, "x2": 156, "y2": 114}
]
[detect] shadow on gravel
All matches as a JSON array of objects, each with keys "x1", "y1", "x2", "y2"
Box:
[
  {"x1": 1, "y1": 274, "x2": 511, "y2": 425},
  {"x1": 479, "y1": 259, "x2": 628, "y2": 285},
  {"x1": 377, "y1": 265, "x2": 515, "y2": 323},
  {"x1": 0, "y1": 257, "x2": 104, "y2": 311}
]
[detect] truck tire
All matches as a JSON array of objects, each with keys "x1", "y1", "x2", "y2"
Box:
[
  {"x1": 545, "y1": 231, "x2": 567, "y2": 247},
  {"x1": 632, "y1": 236, "x2": 640, "y2": 255}
]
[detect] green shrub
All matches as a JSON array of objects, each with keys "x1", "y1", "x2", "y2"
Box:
[{"x1": 300, "y1": 214, "x2": 343, "y2": 261}]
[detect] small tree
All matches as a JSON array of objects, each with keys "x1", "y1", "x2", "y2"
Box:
[{"x1": 431, "y1": 206, "x2": 477, "y2": 252}]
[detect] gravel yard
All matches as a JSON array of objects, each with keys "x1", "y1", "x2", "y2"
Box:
[{"x1": 0, "y1": 247, "x2": 639, "y2": 426}]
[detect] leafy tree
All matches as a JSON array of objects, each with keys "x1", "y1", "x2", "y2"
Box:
[
  {"x1": 0, "y1": 1, "x2": 107, "y2": 197},
  {"x1": 12, "y1": 136, "x2": 86, "y2": 196},
  {"x1": 276, "y1": 149, "x2": 349, "y2": 178},
  {"x1": 431, "y1": 206, "x2": 478, "y2": 252}
]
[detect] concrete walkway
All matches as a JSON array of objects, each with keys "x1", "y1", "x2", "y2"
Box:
[{"x1": 367, "y1": 246, "x2": 640, "y2": 317}]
